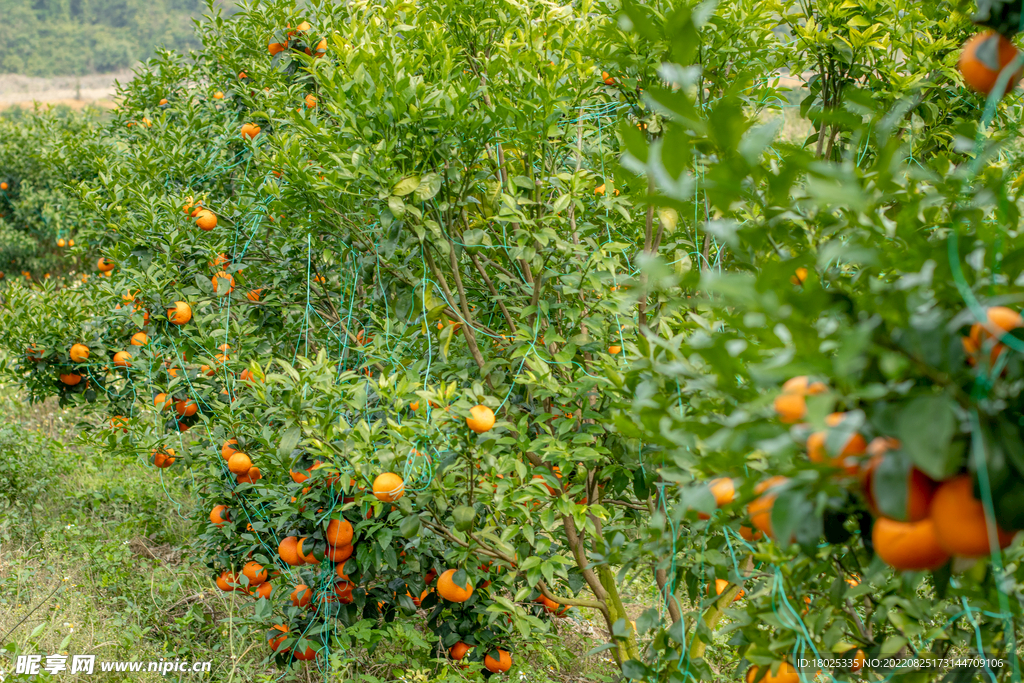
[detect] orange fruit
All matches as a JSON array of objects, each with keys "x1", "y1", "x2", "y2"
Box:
[
  {"x1": 748, "y1": 476, "x2": 788, "y2": 540},
  {"x1": 601, "y1": 71, "x2": 615, "y2": 85},
  {"x1": 467, "y1": 404, "x2": 495, "y2": 433},
  {"x1": 241, "y1": 123, "x2": 261, "y2": 139},
  {"x1": 963, "y1": 305, "x2": 1023, "y2": 365},
  {"x1": 325, "y1": 518, "x2": 354, "y2": 547},
  {"x1": 175, "y1": 398, "x2": 198, "y2": 417},
  {"x1": 227, "y1": 452, "x2": 252, "y2": 474},
  {"x1": 745, "y1": 662, "x2": 800, "y2": 683},
  {"x1": 373, "y1": 472, "x2": 405, "y2": 502},
  {"x1": 436, "y1": 569, "x2": 474, "y2": 603},
  {"x1": 216, "y1": 570, "x2": 239, "y2": 592},
  {"x1": 739, "y1": 525, "x2": 762, "y2": 542},
  {"x1": 296, "y1": 537, "x2": 318, "y2": 564},
  {"x1": 861, "y1": 453, "x2": 936, "y2": 522},
  {"x1": 130, "y1": 332, "x2": 148, "y2": 346},
  {"x1": 772, "y1": 393, "x2": 807, "y2": 424},
  {"x1": 247, "y1": 288, "x2": 262, "y2": 302},
  {"x1": 291, "y1": 584, "x2": 312, "y2": 607},
  {"x1": 293, "y1": 644, "x2": 319, "y2": 661},
  {"x1": 212, "y1": 271, "x2": 235, "y2": 294},
  {"x1": 59, "y1": 373, "x2": 82, "y2": 386},
  {"x1": 152, "y1": 447, "x2": 176, "y2": 468},
  {"x1": 268, "y1": 42, "x2": 286, "y2": 55},
  {"x1": 314, "y1": 38, "x2": 327, "y2": 55},
  {"x1": 195, "y1": 209, "x2": 217, "y2": 231},
  {"x1": 851, "y1": 650, "x2": 866, "y2": 673},
  {"x1": 484, "y1": 649, "x2": 512, "y2": 673},
  {"x1": 450, "y1": 641, "x2": 472, "y2": 660},
  {"x1": 325, "y1": 543, "x2": 353, "y2": 562},
  {"x1": 608, "y1": 344, "x2": 621, "y2": 354},
  {"x1": 221, "y1": 439, "x2": 239, "y2": 460},
  {"x1": 154, "y1": 393, "x2": 172, "y2": 411},
  {"x1": 698, "y1": 477, "x2": 735, "y2": 520},
  {"x1": 97, "y1": 257, "x2": 115, "y2": 272},
  {"x1": 110, "y1": 415, "x2": 129, "y2": 432},
  {"x1": 242, "y1": 561, "x2": 268, "y2": 586},
  {"x1": 69, "y1": 343, "x2": 90, "y2": 362},
  {"x1": 872, "y1": 517, "x2": 950, "y2": 570},
  {"x1": 930, "y1": 475, "x2": 1015, "y2": 556},
  {"x1": 806, "y1": 432, "x2": 865, "y2": 473},
  {"x1": 959, "y1": 31, "x2": 1022, "y2": 97},
  {"x1": 252, "y1": 582, "x2": 273, "y2": 599},
  {"x1": 713, "y1": 578, "x2": 743, "y2": 601},
  {"x1": 790, "y1": 267, "x2": 808, "y2": 285},
  {"x1": 113, "y1": 350, "x2": 132, "y2": 368},
  {"x1": 237, "y1": 467, "x2": 262, "y2": 484},
  {"x1": 782, "y1": 376, "x2": 827, "y2": 395},
  {"x1": 167, "y1": 301, "x2": 192, "y2": 324},
  {"x1": 210, "y1": 505, "x2": 229, "y2": 527},
  {"x1": 409, "y1": 400, "x2": 420, "y2": 411},
  {"x1": 213, "y1": 91, "x2": 224, "y2": 99},
  {"x1": 0, "y1": 182, "x2": 6, "y2": 190},
  {"x1": 268, "y1": 624, "x2": 289, "y2": 652},
  {"x1": 304, "y1": 94, "x2": 317, "y2": 108},
  {"x1": 159, "y1": 97, "x2": 168, "y2": 105},
  {"x1": 278, "y1": 536, "x2": 303, "y2": 566}
]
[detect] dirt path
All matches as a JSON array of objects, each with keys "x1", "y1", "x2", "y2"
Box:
[{"x1": 0, "y1": 72, "x2": 130, "y2": 110}]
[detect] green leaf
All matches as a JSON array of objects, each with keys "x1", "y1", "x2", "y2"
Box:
[
  {"x1": 896, "y1": 395, "x2": 961, "y2": 480},
  {"x1": 399, "y1": 514, "x2": 421, "y2": 538},
  {"x1": 453, "y1": 505, "x2": 475, "y2": 531},
  {"x1": 388, "y1": 195, "x2": 406, "y2": 218},
  {"x1": 392, "y1": 176, "x2": 420, "y2": 197},
  {"x1": 278, "y1": 426, "x2": 301, "y2": 457},
  {"x1": 414, "y1": 173, "x2": 441, "y2": 202}
]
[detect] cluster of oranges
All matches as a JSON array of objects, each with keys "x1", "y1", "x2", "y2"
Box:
[
  {"x1": 267, "y1": 21, "x2": 327, "y2": 58},
  {"x1": 194, "y1": 403, "x2": 516, "y2": 669},
  {"x1": 691, "y1": 308, "x2": 1024, "y2": 594}
]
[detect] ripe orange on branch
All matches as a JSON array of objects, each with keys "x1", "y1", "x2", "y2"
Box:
[
  {"x1": 930, "y1": 475, "x2": 1015, "y2": 556},
  {"x1": 227, "y1": 452, "x2": 252, "y2": 474},
  {"x1": 467, "y1": 404, "x2": 495, "y2": 433},
  {"x1": 748, "y1": 476, "x2": 788, "y2": 540},
  {"x1": 962, "y1": 305, "x2": 1023, "y2": 365},
  {"x1": 325, "y1": 518, "x2": 354, "y2": 546},
  {"x1": 773, "y1": 375, "x2": 827, "y2": 424},
  {"x1": 195, "y1": 209, "x2": 217, "y2": 231},
  {"x1": 959, "y1": 31, "x2": 1022, "y2": 97},
  {"x1": 69, "y1": 343, "x2": 90, "y2": 362},
  {"x1": 167, "y1": 301, "x2": 192, "y2": 325},
  {"x1": 152, "y1": 448, "x2": 175, "y2": 468},
  {"x1": 436, "y1": 569, "x2": 474, "y2": 602},
  {"x1": 872, "y1": 516, "x2": 949, "y2": 570},
  {"x1": 746, "y1": 662, "x2": 800, "y2": 683},
  {"x1": 242, "y1": 561, "x2": 268, "y2": 586},
  {"x1": 278, "y1": 536, "x2": 303, "y2": 566},
  {"x1": 373, "y1": 472, "x2": 405, "y2": 501},
  {"x1": 210, "y1": 505, "x2": 229, "y2": 527},
  {"x1": 484, "y1": 649, "x2": 512, "y2": 673}
]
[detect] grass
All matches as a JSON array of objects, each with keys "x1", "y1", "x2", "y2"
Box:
[{"x1": 0, "y1": 389, "x2": 635, "y2": 682}]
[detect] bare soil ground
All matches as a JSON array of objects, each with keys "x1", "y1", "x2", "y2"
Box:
[{"x1": 0, "y1": 72, "x2": 129, "y2": 110}]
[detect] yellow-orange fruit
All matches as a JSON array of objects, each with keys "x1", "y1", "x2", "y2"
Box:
[{"x1": 930, "y1": 475, "x2": 1015, "y2": 556}]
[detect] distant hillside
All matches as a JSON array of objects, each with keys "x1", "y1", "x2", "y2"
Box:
[{"x1": 0, "y1": 0, "x2": 207, "y2": 76}]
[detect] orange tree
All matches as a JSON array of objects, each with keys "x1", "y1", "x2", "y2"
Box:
[
  {"x1": 0, "y1": 107, "x2": 98, "y2": 282},
  {"x1": 605, "y1": 2, "x2": 1024, "y2": 683},
  {"x1": 4, "y1": 0, "x2": 1024, "y2": 681},
  {"x1": 0, "y1": 0, "x2": 785, "y2": 676}
]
